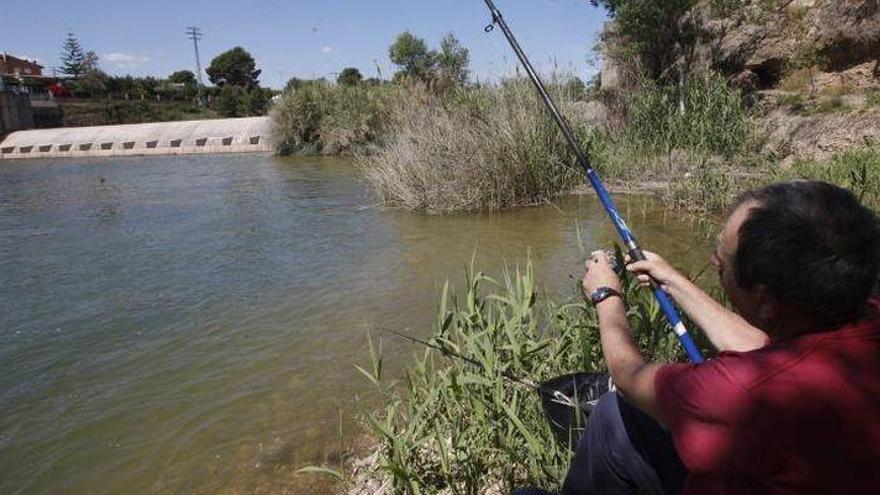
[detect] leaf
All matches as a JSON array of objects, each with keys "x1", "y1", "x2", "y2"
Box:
[
  {"x1": 500, "y1": 399, "x2": 542, "y2": 453},
  {"x1": 296, "y1": 466, "x2": 345, "y2": 481}
]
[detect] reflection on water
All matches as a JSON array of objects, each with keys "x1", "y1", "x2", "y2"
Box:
[{"x1": 0, "y1": 154, "x2": 713, "y2": 494}]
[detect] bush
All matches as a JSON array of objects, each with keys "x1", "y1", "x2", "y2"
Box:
[
  {"x1": 358, "y1": 79, "x2": 586, "y2": 211},
  {"x1": 271, "y1": 82, "x2": 393, "y2": 155},
  {"x1": 214, "y1": 85, "x2": 271, "y2": 117},
  {"x1": 357, "y1": 259, "x2": 692, "y2": 494}
]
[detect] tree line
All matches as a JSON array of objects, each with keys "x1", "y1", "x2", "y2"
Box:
[{"x1": 54, "y1": 29, "x2": 474, "y2": 118}]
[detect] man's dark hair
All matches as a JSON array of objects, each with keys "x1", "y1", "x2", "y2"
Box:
[{"x1": 733, "y1": 181, "x2": 880, "y2": 326}]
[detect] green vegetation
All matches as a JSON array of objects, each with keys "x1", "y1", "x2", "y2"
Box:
[
  {"x1": 60, "y1": 32, "x2": 88, "y2": 80},
  {"x1": 215, "y1": 85, "x2": 272, "y2": 117},
  {"x1": 356, "y1": 259, "x2": 691, "y2": 494},
  {"x1": 337, "y1": 68, "x2": 363, "y2": 87},
  {"x1": 774, "y1": 146, "x2": 880, "y2": 212},
  {"x1": 389, "y1": 31, "x2": 470, "y2": 86},
  {"x1": 272, "y1": 81, "x2": 393, "y2": 155},
  {"x1": 58, "y1": 99, "x2": 219, "y2": 127},
  {"x1": 359, "y1": 79, "x2": 584, "y2": 211},
  {"x1": 205, "y1": 46, "x2": 261, "y2": 87},
  {"x1": 591, "y1": 0, "x2": 697, "y2": 82},
  {"x1": 621, "y1": 75, "x2": 747, "y2": 157}
]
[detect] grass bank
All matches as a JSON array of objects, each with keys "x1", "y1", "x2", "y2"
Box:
[
  {"x1": 273, "y1": 78, "x2": 589, "y2": 211},
  {"x1": 339, "y1": 258, "x2": 696, "y2": 494},
  {"x1": 271, "y1": 75, "x2": 752, "y2": 212}
]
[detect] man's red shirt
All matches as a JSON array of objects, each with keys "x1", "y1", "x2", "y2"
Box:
[{"x1": 655, "y1": 297, "x2": 880, "y2": 494}]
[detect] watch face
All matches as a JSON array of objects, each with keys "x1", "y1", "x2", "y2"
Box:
[
  {"x1": 591, "y1": 287, "x2": 618, "y2": 305},
  {"x1": 591, "y1": 288, "x2": 609, "y2": 304}
]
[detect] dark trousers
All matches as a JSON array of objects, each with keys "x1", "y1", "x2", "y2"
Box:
[{"x1": 514, "y1": 391, "x2": 688, "y2": 495}]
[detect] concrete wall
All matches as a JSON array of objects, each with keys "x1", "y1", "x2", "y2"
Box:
[
  {"x1": 0, "y1": 91, "x2": 35, "y2": 138},
  {"x1": 0, "y1": 116, "x2": 275, "y2": 160}
]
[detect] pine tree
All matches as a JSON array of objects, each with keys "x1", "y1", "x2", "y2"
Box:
[{"x1": 60, "y1": 32, "x2": 86, "y2": 79}]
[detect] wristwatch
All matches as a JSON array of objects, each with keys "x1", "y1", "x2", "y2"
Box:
[{"x1": 588, "y1": 286, "x2": 623, "y2": 306}]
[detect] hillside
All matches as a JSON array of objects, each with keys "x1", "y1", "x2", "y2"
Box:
[{"x1": 599, "y1": 0, "x2": 879, "y2": 164}]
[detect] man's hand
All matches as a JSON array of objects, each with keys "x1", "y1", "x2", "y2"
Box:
[
  {"x1": 626, "y1": 250, "x2": 688, "y2": 296},
  {"x1": 583, "y1": 250, "x2": 623, "y2": 297},
  {"x1": 629, "y1": 251, "x2": 769, "y2": 352}
]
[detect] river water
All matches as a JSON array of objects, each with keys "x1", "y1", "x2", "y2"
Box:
[{"x1": 0, "y1": 154, "x2": 713, "y2": 494}]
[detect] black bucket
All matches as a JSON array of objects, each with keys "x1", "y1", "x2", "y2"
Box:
[{"x1": 539, "y1": 372, "x2": 613, "y2": 449}]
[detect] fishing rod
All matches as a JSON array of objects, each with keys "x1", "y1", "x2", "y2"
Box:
[{"x1": 479, "y1": 0, "x2": 705, "y2": 364}]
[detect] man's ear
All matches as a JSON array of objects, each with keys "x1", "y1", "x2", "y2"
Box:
[{"x1": 754, "y1": 285, "x2": 777, "y2": 323}]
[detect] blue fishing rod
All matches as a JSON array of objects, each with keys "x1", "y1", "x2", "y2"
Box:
[{"x1": 480, "y1": 0, "x2": 704, "y2": 364}]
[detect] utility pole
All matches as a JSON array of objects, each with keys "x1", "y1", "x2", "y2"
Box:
[{"x1": 186, "y1": 26, "x2": 205, "y2": 106}]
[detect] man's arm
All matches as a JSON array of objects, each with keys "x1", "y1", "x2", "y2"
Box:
[
  {"x1": 583, "y1": 251, "x2": 664, "y2": 421},
  {"x1": 628, "y1": 252, "x2": 768, "y2": 353},
  {"x1": 594, "y1": 295, "x2": 665, "y2": 421}
]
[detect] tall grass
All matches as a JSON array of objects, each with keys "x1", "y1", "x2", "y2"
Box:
[
  {"x1": 587, "y1": 75, "x2": 749, "y2": 181},
  {"x1": 358, "y1": 80, "x2": 587, "y2": 212},
  {"x1": 272, "y1": 82, "x2": 394, "y2": 155},
  {"x1": 356, "y1": 258, "x2": 691, "y2": 494},
  {"x1": 774, "y1": 145, "x2": 880, "y2": 212}
]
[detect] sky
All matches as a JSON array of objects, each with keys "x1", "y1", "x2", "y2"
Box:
[{"x1": 2, "y1": 0, "x2": 609, "y2": 89}]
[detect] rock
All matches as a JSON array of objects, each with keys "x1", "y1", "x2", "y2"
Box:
[
  {"x1": 812, "y1": 0, "x2": 880, "y2": 70},
  {"x1": 811, "y1": 61, "x2": 880, "y2": 92},
  {"x1": 697, "y1": 0, "x2": 880, "y2": 88},
  {"x1": 600, "y1": 56, "x2": 622, "y2": 92},
  {"x1": 755, "y1": 107, "x2": 880, "y2": 163}
]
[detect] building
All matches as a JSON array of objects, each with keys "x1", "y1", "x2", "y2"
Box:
[
  {"x1": 0, "y1": 53, "x2": 43, "y2": 77},
  {"x1": 0, "y1": 53, "x2": 61, "y2": 137}
]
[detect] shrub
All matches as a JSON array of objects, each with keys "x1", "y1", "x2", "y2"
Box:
[
  {"x1": 358, "y1": 79, "x2": 586, "y2": 211},
  {"x1": 214, "y1": 85, "x2": 271, "y2": 117},
  {"x1": 271, "y1": 82, "x2": 393, "y2": 155}
]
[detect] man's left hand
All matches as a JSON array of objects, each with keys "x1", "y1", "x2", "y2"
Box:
[{"x1": 583, "y1": 250, "x2": 623, "y2": 296}]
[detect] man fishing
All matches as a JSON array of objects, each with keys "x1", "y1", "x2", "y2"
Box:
[{"x1": 517, "y1": 180, "x2": 880, "y2": 494}]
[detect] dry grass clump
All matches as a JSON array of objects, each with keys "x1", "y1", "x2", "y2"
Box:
[{"x1": 358, "y1": 80, "x2": 588, "y2": 212}]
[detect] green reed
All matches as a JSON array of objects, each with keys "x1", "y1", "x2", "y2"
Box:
[{"x1": 356, "y1": 255, "x2": 691, "y2": 494}]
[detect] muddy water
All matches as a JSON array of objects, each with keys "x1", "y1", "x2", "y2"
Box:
[{"x1": 0, "y1": 154, "x2": 714, "y2": 494}]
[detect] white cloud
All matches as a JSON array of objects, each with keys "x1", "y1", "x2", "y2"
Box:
[
  {"x1": 103, "y1": 52, "x2": 151, "y2": 69},
  {"x1": 321, "y1": 45, "x2": 333, "y2": 54}
]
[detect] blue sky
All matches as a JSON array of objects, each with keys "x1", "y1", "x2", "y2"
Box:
[{"x1": 2, "y1": 0, "x2": 609, "y2": 89}]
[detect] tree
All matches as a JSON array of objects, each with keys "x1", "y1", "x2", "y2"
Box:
[
  {"x1": 169, "y1": 70, "x2": 197, "y2": 85},
  {"x1": 437, "y1": 33, "x2": 470, "y2": 85},
  {"x1": 82, "y1": 50, "x2": 100, "y2": 73},
  {"x1": 337, "y1": 67, "x2": 363, "y2": 86},
  {"x1": 215, "y1": 85, "x2": 269, "y2": 117},
  {"x1": 389, "y1": 31, "x2": 437, "y2": 81},
  {"x1": 591, "y1": 0, "x2": 698, "y2": 83},
  {"x1": 206, "y1": 47, "x2": 261, "y2": 87},
  {"x1": 60, "y1": 32, "x2": 86, "y2": 79}
]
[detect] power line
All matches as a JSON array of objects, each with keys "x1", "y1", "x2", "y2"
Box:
[{"x1": 185, "y1": 26, "x2": 205, "y2": 106}]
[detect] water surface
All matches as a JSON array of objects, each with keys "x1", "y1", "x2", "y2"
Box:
[{"x1": 0, "y1": 154, "x2": 713, "y2": 494}]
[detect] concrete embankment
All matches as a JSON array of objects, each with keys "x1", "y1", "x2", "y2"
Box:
[{"x1": 0, "y1": 116, "x2": 274, "y2": 160}]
